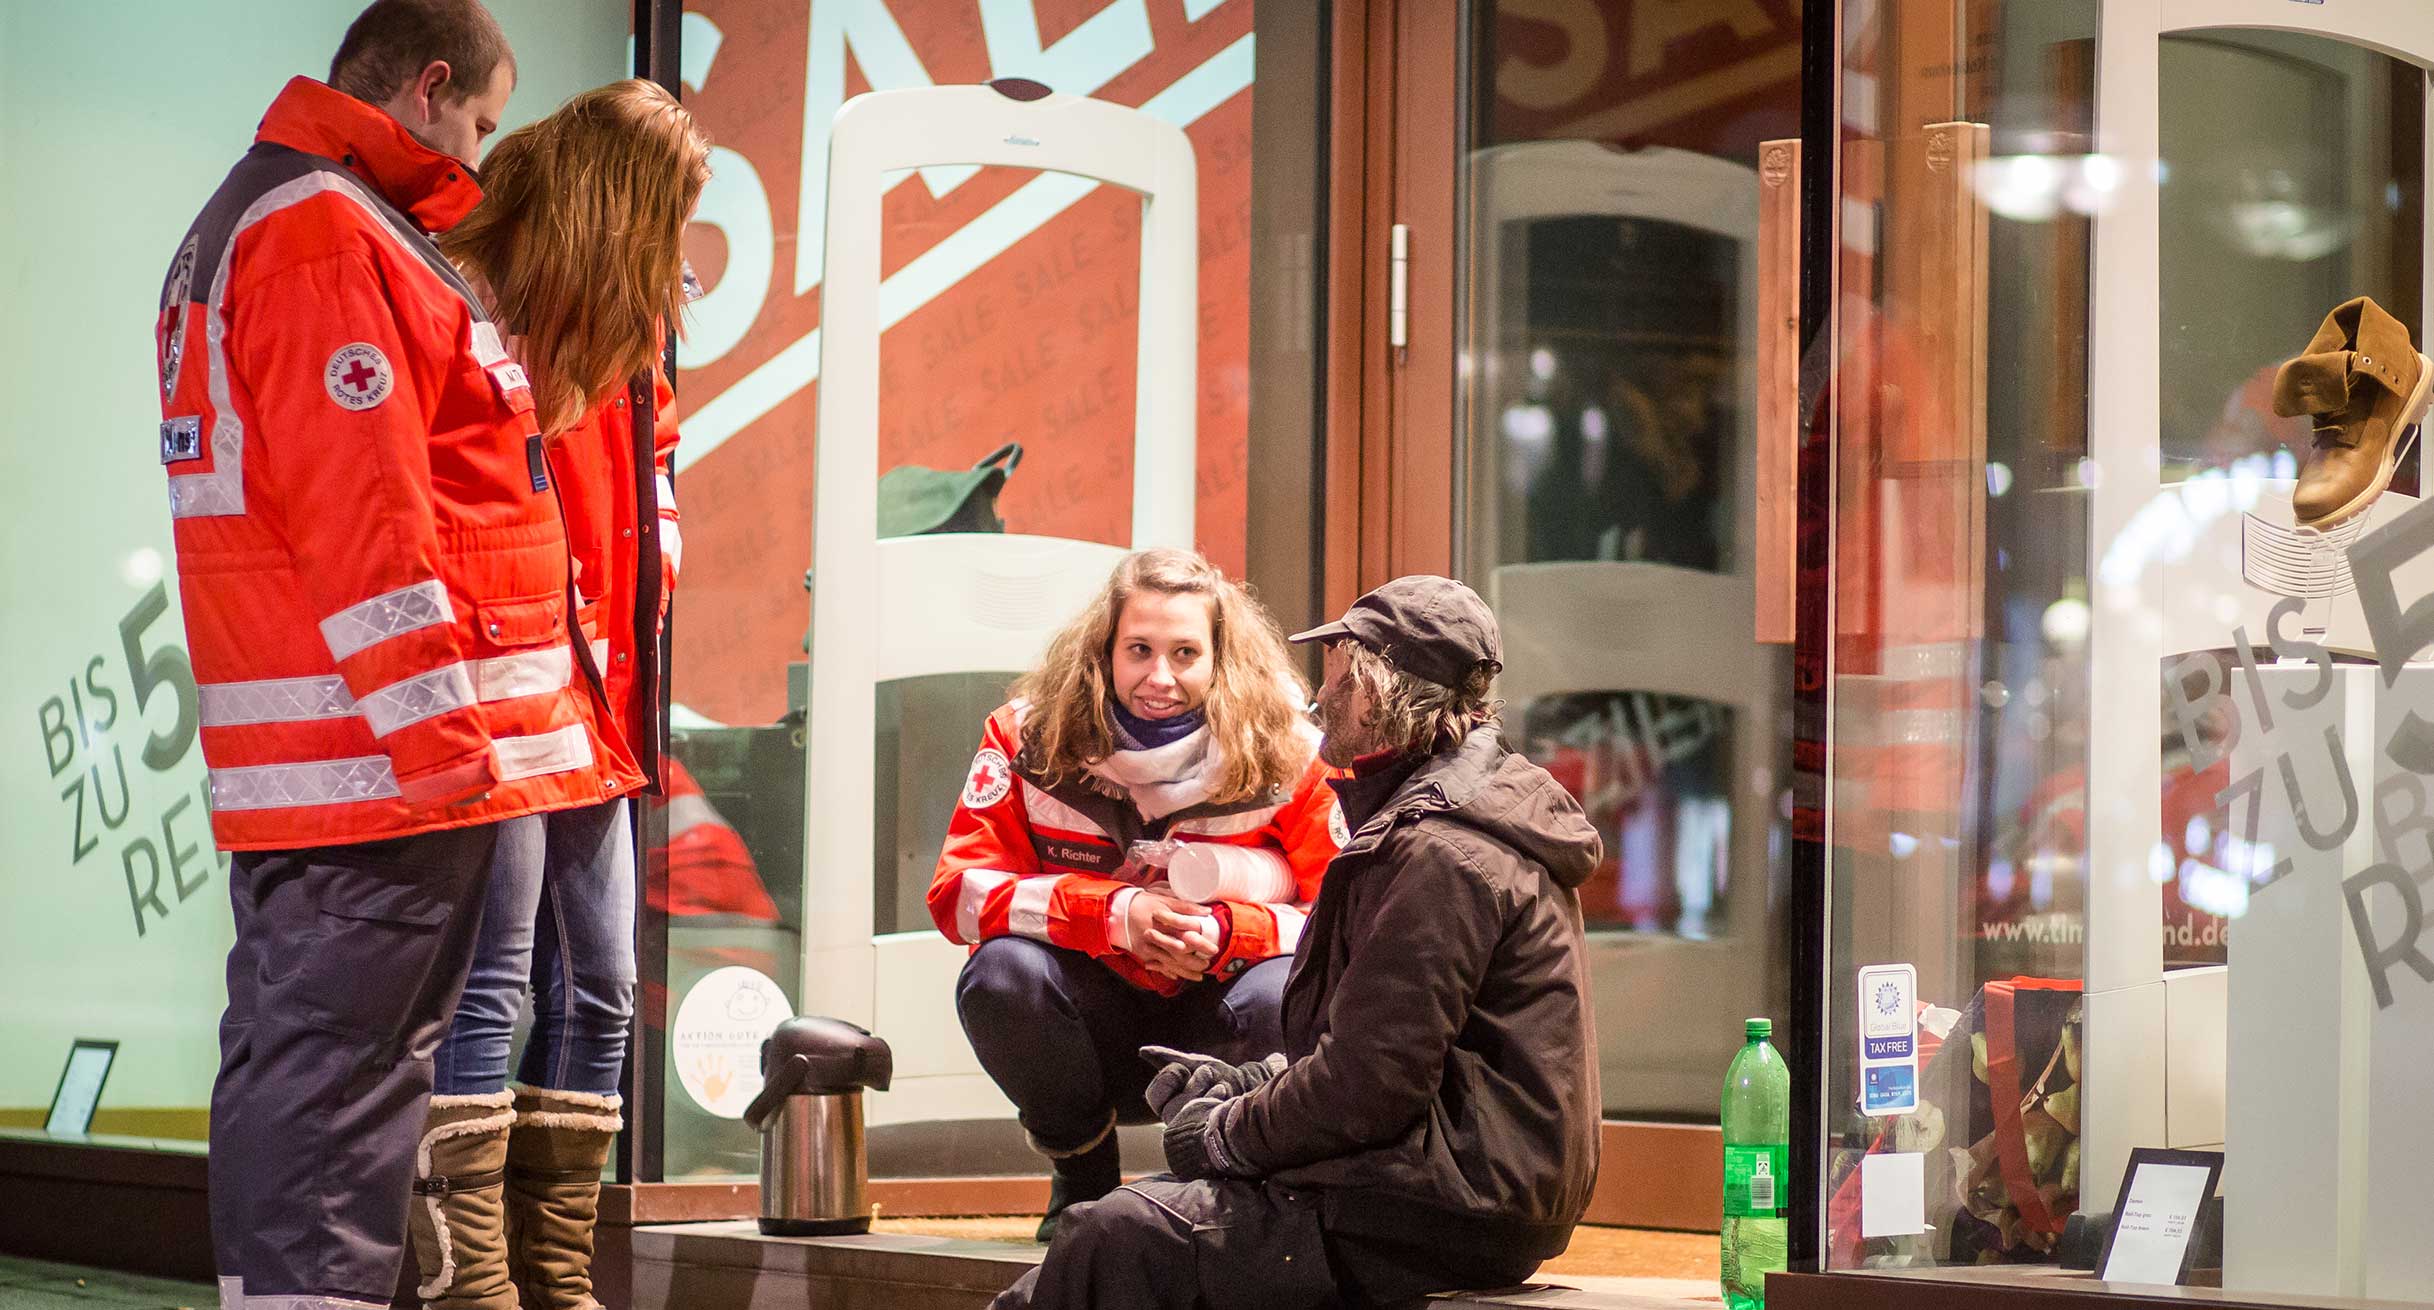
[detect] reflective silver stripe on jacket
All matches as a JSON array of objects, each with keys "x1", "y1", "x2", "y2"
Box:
[
  {"x1": 200, "y1": 648, "x2": 573, "y2": 730},
  {"x1": 1272, "y1": 904, "x2": 1310, "y2": 953},
  {"x1": 320, "y1": 580, "x2": 454, "y2": 662},
  {"x1": 1008, "y1": 876, "x2": 1057, "y2": 940},
  {"x1": 209, "y1": 754, "x2": 400, "y2": 811},
  {"x1": 494, "y1": 723, "x2": 592, "y2": 781},
  {"x1": 356, "y1": 663, "x2": 478, "y2": 737},
  {"x1": 471, "y1": 646, "x2": 574, "y2": 703},
  {"x1": 197, "y1": 674, "x2": 358, "y2": 727},
  {"x1": 1018, "y1": 780, "x2": 1108, "y2": 837},
  {"x1": 208, "y1": 727, "x2": 594, "y2": 811},
  {"x1": 956, "y1": 868, "x2": 1015, "y2": 943},
  {"x1": 171, "y1": 170, "x2": 452, "y2": 521},
  {"x1": 471, "y1": 321, "x2": 510, "y2": 366}
]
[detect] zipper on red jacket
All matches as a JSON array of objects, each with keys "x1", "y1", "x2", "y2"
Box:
[{"x1": 541, "y1": 430, "x2": 625, "y2": 797}]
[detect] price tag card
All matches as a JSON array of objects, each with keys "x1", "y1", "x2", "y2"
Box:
[{"x1": 1857, "y1": 963, "x2": 1918, "y2": 1117}]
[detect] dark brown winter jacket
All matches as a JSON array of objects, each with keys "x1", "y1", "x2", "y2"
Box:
[{"x1": 1220, "y1": 722, "x2": 1604, "y2": 1263}]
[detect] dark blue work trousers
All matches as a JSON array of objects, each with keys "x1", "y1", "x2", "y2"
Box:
[
  {"x1": 955, "y1": 936, "x2": 1288, "y2": 1154},
  {"x1": 208, "y1": 821, "x2": 498, "y2": 1308}
]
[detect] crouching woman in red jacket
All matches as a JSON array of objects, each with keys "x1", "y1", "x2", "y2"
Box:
[{"x1": 928, "y1": 548, "x2": 1344, "y2": 1240}]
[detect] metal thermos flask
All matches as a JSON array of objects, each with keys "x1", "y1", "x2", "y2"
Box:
[{"x1": 743, "y1": 1016, "x2": 894, "y2": 1236}]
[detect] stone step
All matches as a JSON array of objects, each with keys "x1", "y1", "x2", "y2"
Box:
[{"x1": 630, "y1": 1220, "x2": 1722, "y2": 1310}]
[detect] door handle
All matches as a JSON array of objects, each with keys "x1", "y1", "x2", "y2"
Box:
[{"x1": 1756, "y1": 138, "x2": 1801, "y2": 644}]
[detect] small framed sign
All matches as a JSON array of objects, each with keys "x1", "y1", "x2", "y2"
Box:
[
  {"x1": 44, "y1": 1039, "x2": 118, "y2": 1137},
  {"x1": 2098, "y1": 1147, "x2": 2225, "y2": 1285}
]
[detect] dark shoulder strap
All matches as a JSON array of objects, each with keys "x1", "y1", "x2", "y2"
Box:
[{"x1": 173, "y1": 143, "x2": 488, "y2": 321}]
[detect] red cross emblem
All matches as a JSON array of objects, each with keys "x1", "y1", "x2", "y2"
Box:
[
  {"x1": 963, "y1": 747, "x2": 1013, "y2": 808},
  {"x1": 324, "y1": 343, "x2": 392, "y2": 411}
]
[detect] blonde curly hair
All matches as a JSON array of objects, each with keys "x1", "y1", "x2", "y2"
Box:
[{"x1": 1012, "y1": 549, "x2": 1310, "y2": 805}]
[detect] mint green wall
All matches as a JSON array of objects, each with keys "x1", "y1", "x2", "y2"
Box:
[{"x1": 0, "y1": 1, "x2": 628, "y2": 1122}]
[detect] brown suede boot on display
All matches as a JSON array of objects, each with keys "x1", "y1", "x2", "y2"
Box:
[
  {"x1": 407, "y1": 1091, "x2": 519, "y2": 1310},
  {"x1": 504, "y1": 1087, "x2": 622, "y2": 1310},
  {"x1": 2275, "y1": 296, "x2": 2433, "y2": 528}
]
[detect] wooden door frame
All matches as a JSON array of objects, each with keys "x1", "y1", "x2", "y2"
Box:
[
  {"x1": 1323, "y1": 0, "x2": 1461, "y2": 616},
  {"x1": 1325, "y1": 0, "x2": 1822, "y2": 1238}
]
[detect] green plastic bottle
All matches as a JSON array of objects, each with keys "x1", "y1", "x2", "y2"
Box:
[{"x1": 1721, "y1": 1017, "x2": 1789, "y2": 1309}]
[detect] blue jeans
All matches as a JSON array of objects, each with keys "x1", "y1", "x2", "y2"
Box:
[
  {"x1": 432, "y1": 799, "x2": 636, "y2": 1096},
  {"x1": 956, "y1": 937, "x2": 1289, "y2": 1154}
]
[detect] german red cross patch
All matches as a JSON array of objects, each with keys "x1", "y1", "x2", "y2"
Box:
[
  {"x1": 324, "y1": 343, "x2": 393, "y2": 411},
  {"x1": 963, "y1": 747, "x2": 1013, "y2": 809}
]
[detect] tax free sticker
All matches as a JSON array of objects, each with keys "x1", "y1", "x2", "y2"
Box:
[{"x1": 1857, "y1": 962, "x2": 1919, "y2": 1117}]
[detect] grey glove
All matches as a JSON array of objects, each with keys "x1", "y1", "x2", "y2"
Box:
[
  {"x1": 1161, "y1": 1086, "x2": 1252, "y2": 1181},
  {"x1": 1140, "y1": 1046, "x2": 1287, "y2": 1123}
]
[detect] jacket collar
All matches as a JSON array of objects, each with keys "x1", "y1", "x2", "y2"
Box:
[
  {"x1": 1326, "y1": 724, "x2": 1505, "y2": 858},
  {"x1": 255, "y1": 77, "x2": 482, "y2": 233}
]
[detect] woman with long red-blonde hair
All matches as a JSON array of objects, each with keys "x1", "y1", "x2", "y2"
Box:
[
  {"x1": 928, "y1": 548, "x2": 1346, "y2": 1242},
  {"x1": 407, "y1": 79, "x2": 710, "y2": 1310}
]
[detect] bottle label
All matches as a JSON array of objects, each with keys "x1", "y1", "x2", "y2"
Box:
[{"x1": 1724, "y1": 1144, "x2": 1787, "y2": 1217}]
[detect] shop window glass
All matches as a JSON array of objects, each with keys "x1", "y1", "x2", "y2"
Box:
[
  {"x1": 1823, "y1": 3, "x2": 2434, "y2": 1300},
  {"x1": 0, "y1": 0, "x2": 629, "y2": 1147},
  {"x1": 655, "y1": 0, "x2": 1294, "y2": 1180}
]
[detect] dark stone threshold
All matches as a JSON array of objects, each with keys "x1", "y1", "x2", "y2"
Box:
[{"x1": 631, "y1": 1221, "x2": 1721, "y2": 1310}]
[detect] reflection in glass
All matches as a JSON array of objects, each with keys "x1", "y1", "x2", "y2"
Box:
[
  {"x1": 1458, "y1": 1, "x2": 1799, "y2": 1120},
  {"x1": 1518, "y1": 691, "x2": 1737, "y2": 939},
  {"x1": 650, "y1": 728, "x2": 803, "y2": 1178}
]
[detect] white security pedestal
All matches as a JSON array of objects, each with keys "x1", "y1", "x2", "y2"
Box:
[{"x1": 804, "y1": 83, "x2": 1200, "y2": 1125}]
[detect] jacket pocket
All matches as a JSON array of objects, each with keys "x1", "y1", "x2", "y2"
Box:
[
  {"x1": 284, "y1": 861, "x2": 465, "y2": 1041},
  {"x1": 1156, "y1": 1181, "x2": 1336, "y2": 1310},
  {"x1": 476, "y1": 591, "x2": 564, "y2": 649}
]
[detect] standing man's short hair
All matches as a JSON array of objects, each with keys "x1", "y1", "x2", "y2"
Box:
[{"x1": 329, "y1": 0, "x2": 514, "y2": 105}]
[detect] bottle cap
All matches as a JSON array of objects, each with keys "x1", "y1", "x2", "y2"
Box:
[{"x1": 1746, "y1": 1017, "x2": 1772, "y2": 1041}]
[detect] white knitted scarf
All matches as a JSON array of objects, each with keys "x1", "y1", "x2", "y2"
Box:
[{"x1": 1086, "y1": 726, "x2": 1223, "y2": 820}]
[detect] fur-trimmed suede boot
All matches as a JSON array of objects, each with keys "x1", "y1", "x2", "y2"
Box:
[
  {"x1": 407, "y1": 1091, "x2": 519, "y2": 1310},
  {"x1": 2276, "y1": 296, "x2": 2434, "y2": 527},
  {"x1": 504, "y1": 1087, "x2": 622, "y2": 1310}
]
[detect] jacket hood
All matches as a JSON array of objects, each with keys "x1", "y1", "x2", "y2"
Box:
[{"x1": 1346, "y1": 723, "x2": 1602, "y2": 889}]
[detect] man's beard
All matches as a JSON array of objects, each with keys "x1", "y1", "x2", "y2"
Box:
[{"x1": 1315, "y1": 683, "x2": 1377, "y2": 767}]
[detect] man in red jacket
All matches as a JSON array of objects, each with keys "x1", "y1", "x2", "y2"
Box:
[{"x1": 153, "y1": 5, "x2": 638, "y2": 1306}]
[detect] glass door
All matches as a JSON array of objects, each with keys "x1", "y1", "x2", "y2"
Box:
[{"x1": 1451, "y1": 0, "x2": 1804, "y2": 1118}]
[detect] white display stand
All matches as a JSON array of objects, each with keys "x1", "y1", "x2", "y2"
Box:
[
  {"x1": 1466, "y1": 140, "x2": 1780, "y2": 1114},
  {"x1": 2085, "y1": 0, "x2": 2434, "y2": 1227},
  {"x1": 2225, "y1": 660, "x2": 2434, "y2": 1299},
  {"x1": 803, "y1": 82, "x2": 1198, "y2": 1125}
]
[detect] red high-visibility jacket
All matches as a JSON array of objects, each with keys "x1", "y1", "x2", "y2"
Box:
[
  {"x1": 927, "y1": 703, "x2": 1346, "y2": 995},
  {"x1": 155, "y1": 78, "x2": 637, "y2": 851},
  {"x1": 549, "y1": 365, "x2": 680, "y2": 784}
]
